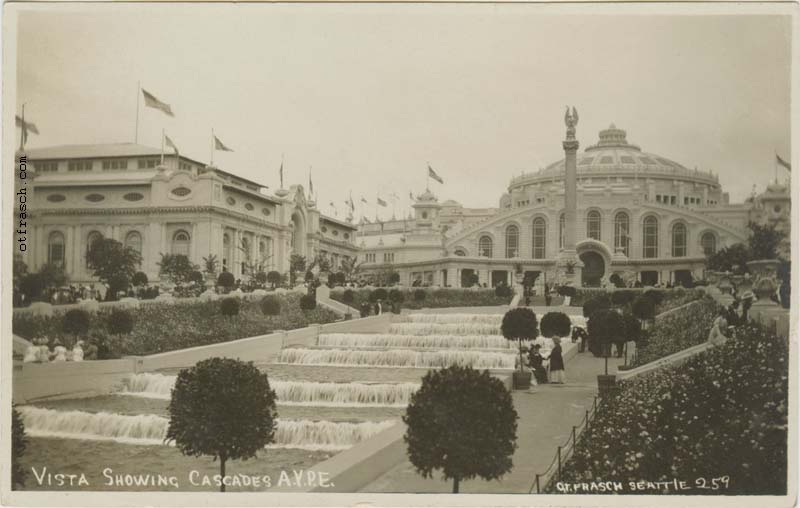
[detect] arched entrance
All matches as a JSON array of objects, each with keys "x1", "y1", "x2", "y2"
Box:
[
  {"x1": 290, "y1": 211, "x2": 306, "y2": 257},
  {"x1": 580, "y1": 251, "x2": 605, "y2": 287}
]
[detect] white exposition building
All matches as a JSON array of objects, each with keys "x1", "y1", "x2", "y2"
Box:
[{"x1": 357, "y1": 123, "x2": 790, "y2": 288}]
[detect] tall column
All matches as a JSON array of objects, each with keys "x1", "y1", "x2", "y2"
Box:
[{"x1": 557, "y1": 106, "x2": 583, "y2": 284}]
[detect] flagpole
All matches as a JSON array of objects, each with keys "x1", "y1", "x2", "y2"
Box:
[
  {"x1": 210, "y1": 128, "x2": 215, "y2": 166},
  {"x1": 135, "y1": 82, "x2": 140, "y2": 143},
  {"x1": 19, "y1": 103, "x2": 25, "y2": 151},
  {"x1": 426, "y1": 163, "x2": 430, "y2": 191},
  {"x1": 160, "y1": 128, "x2": 165, "y2": 166}
]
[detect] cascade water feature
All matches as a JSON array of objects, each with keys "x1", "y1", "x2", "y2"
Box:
[
  {"x1": 318, "y1": 333, "x2": 513, "y2": 350},
  {"x1": 405, "y1": 313, "x2": 504, "y2": 324},
  {"x1": 277, "y1": 348, "x2": 516, "y2": 369},
  {"x1": 120, "y1": 373, "x2": 419, "y2": 407},
  {"x1": 18, "y1": 406, "x2": 393, "y2": 451},
  {"x1": 389, "y1": 322, "x2": 502, "y2": 336}
]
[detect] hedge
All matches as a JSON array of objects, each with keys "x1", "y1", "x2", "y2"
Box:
[
  {"x1": 12, "y1": 292, "x2": 338, "y2": 358},
  {"x1": 553, "y1": 321, "x2": 788, "y2": 495},
  {"x1": 330, "y1": 287, "x2": 512, "y2": 310}
]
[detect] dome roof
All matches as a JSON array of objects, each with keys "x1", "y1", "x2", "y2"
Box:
[{"x1": 511, "y1": 125, "x2": 718, "y2": 187}]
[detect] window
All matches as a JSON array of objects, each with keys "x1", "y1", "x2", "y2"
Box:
[
  {"x1": 383, "y1": 252, "x2": 395, "y2": 263},
  {"x1": 179, "y1": 161, "x2": 193, "y2": 171},
  {"x1": 586, "y1": 211, "x2": 601, "y2": 241},
  {"x1": 223, "y1": 233, "x2": 231, "y2": 269},
  {"x1": 245, "y1": 203, "x2": 254, "y2": 211},
  {"x1": 532, "y1": 218, "x2": 546, "y2": 259},
  {"x1": 614, "y1": 212, "x2": 630, "y2": 256},
  {"x1": 172, "y1": 230, "x2": 191, "y2": 257},
  {"x1": 102, "y1": 159, "x2": 128, "y2": 170},
  {"x1": 86, "y1": 231, "x2": 103, "y2": 268},
  {"x1": 35, "y1": 161, "x2": 58, "y2": 172},
  {"x1": 505, "y1": 225, "x2": 519, "y2": 258},
  {"x1": 46, "y1": 194, "x2": 66, "y2": 203},
  {"x1": 138, "y1": 159, "x2": 158, "y2": 169},
  {"x1": 672, "y1": 223, "x2": 687, "y2": 257},
  {"x1": 85, "y1": 193, "x2": 105, "y2": 203},
  {"x1": 123, "y1": 192, "x2": 144, "y2": 202},
  {"x1": 559, "y1": 213, "x2": 565, "y2": 249},
  {"x1": 643, "y1": 216, "x2": 658, "y2": 258},
  {"x1": 124, "y1": 231, "x2": 142, "y2": 255},
  {"x1": 701, "y1": 232, "x2": 716, "y2": 256},
  {"x1": 454, "y1": 248, "x2": 467, "y2": 257},
  {"x1": 478, "y1": 236, "x2": 493, "y2": 258},
  {"x1": 68, "y1": 160, "x2": 93, "y2": 172},
  {"x1": 171, "y1": 187, "x2": 191, "y2": 197},
  {"x1": 48, "y1": 231, "x2": 65, "y2": 267}
]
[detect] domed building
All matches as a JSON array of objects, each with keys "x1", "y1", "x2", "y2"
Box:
[{"x1": 357, "y1": 123, "x2": 790, "y2": 288}]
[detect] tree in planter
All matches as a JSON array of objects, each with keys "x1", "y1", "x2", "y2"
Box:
[
  {"x1": 62, "y1": 309, "x2": 91, "y2": 348},
  {"x1": 587, "y1": 309, "x2": 624, "y2": 375},
  {"x1": 217, "y1": 270, "x2": 235, "y2": 292},
  {"x1": 403, "y1": 365, "x2": 518, "y2": 493},
  {"x1": 166, "y1": 358, "x2": 277, "y2": 492},
  {"x1": 266, "y1": 270, "x2": 282, "y2": 289},
  {"x1": 158, "y1": 253, "x2": 199, "y2": 286},
  {"x1": 619, "y1": 312, "x2": 643, "y2": 366},
  {"x1": 388, "y1": 289, "x2": 405, "y2": 313},
  {"x1": 132, "y1": 271, "x2": 149, "y2": 287},
  {"x1": 289, "y1": 254, "x2": 306, "y2": 286},
  {"x1": 202, "y1": 255, "x2": 220, "y2": 275},
  {"x1": 255, "y1": 271, "x2": 268, "y2": 287},
  {"x1": 501, "y1": 308, "x2": 539, "y2": 388},
  {"x1": 582, "y1": 294, "x2": 611, "y2": 320},
  {"x1": 12, "y1": 404, "x2": 27, "y2": 488},
  {"x1": 87, "y1": 238, "x2": 142, "y2": 300},
  {"x1": 540, "y1": 312, "x2": 571, "y2": 341}
]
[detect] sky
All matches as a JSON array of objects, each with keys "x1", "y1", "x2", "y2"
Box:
[{"x1": 15, "y1": 5, "x2": 792, "y2": 221}]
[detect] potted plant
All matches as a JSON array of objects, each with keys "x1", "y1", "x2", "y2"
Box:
[
  {"x1": 587, "y1": 309, "x2": 624, "y2": 396},
  {"x1": 746, "y1": 222, "x2": 784, "y2": 307},
  {"x1": 501, "y1": 308, "x2": 539, "y2": 389}
]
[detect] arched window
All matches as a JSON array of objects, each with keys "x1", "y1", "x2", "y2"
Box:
[
  {"x1": 223, "y1": 233, "x2": 231, "y2": 269},
  {"x1": 453, "y1": 248, "x2": 467, "y2": 257},
  {"x1": 172, "y1": 230, "x2": 191, "y2": 257},
  {"x1": 643, "y1": 216, "x2": 658, "y2": 258},
  {"x1": 614, "y1": 212, "x2": 630, "y2": 256},
  {"x1": 672, "y1": 223, "x2": 687, "y2": 257},
  {"x1": 86, "y1": 231, "x2": 103, "y2": 268},
  {"x1": 586, "y1": 210, "x2": 601, "y2": 241},
  {"x1": 701, "y1": 232, "x2": 717, "y2": 256},
  {"x1": 48, "y1": 231, "x2": 65, "y2": 268},
  {"x1": 124, "y1": 231, "x2": 142, "y2": 255},
  {"x1": 478, "y1": 236, "x2": 493, "y2": 258},
  {"x1": 532, "y1": 218, "x2": 546, "y2": 259},
  {"x1": 559, "y1": 213, "x2": 565, "y2": 249},
  {"x1": 505, "y1": 225, "x2": 519, "y2": 258}
]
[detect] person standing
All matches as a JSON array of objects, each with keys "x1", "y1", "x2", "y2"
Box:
[
  {"x1": 527, "y1": 345, "x2": 549, "y2": 385},
  {"x1": 549, "y1": 337, "x2": 566, "y2": 384},
  {"x1": 373, "y1": 298, "x2": 383, "y2": 315},
  {"x1": 544, "y1": 284, "x2": 552, "y2": 307}
]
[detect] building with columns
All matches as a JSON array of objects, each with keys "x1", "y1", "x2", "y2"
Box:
[
  {"x1": 357, "y1": 122, "x2": 790, "y2": 288},
  {"x1": 19, "y1": 143, "x2": 359, "y2": 284}
]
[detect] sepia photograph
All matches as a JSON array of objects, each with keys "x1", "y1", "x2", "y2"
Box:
[{"x1": 1, "y1": 2, "x2": 796, "y2": 507}]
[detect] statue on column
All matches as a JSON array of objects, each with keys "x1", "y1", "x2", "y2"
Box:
[{"x1": 564, "y1": 106, "x2": 579, "y2": 141}]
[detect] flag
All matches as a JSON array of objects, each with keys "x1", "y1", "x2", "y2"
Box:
[
  {"x1": 361, "y1": 196, "x2": 368, "y2": 204},
  {"x1": 377, "y1": 197, "x2": 388, "y2": 207},
  {"x1": 428, "y1": 164, "x2": 444, "y2": 184},
  {"x1": 409, "y1": 191, "x2": 414, "y2": 200},
  {"x1": 142, "y1": 89, "x2": 174, "y2": 117},
  {"x1": 309, "y1": 173, "x2": 314, "y2": 195},
  {"x1": 330, "y1": 201, "x2": 335, "y2": 207},
  {"x1": 164, "y1": 134, "x2": 178, "y2": 153},
  {"x1": 777, "y1": 154, "x2": 791, "y2": 172},
  {"x1": 348, "y1": 192, "x2": 355, "y2": 211},
  {"x1": 214, "y1": 136, "x2": 233, "y2": 152},
  {"x1": 16, "y1": 114, "x2": 39, "y2": 148},
  {"x1": 279, "y1": 160, "x2": 284, "y2": 188}
]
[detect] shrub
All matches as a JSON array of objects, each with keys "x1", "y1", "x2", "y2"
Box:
[
  {"x1": 583, "y1": 295, "x2": 611, "y2": 319},
  {"x1": 631, "y1": 295, "x2": 656, "y2": 321},
  {"x1": 633, "y1": 299, "x2": 716, "y2": 366},
  {"x1": 217, "y1": 271, "x2": 235, "y2": 289},
  {"x1": 403, "y1": 365, "x2": 518, "y2": 493},
  {"x1": 260, "y1": 296, "x2": 281, "y2": 316},
  {"x1": 62, "y1": 309, "x2": 90, "y2": 339},
  {"x1": 540, "y1": 312, "x2": 572, "y2": 338},
  {"x1": 266, "y1": 271, "x2": 282, "y2": 289},
  {"x1": 501, "y1": 308, "x2": 539, "y2": 372},
  {"x1": 557, "y1": 285, "x2": 577, "y2": 298},
  {"x1": 587, "y1": 309, "x2": 624, "y2": 374},
  {"x1": 299, "y1": 294, "x2": 317, "y2": 310},
  {"x1": 342, "y1": 289, "x2": 355, "y2": 304},
  {"x1": 12, "y1": 404, "x2": 27, "y2": 488},
  {"x1": 369, "y1": 288, "x2": 388, "y2": 302},
  {"x1": 414, "y1": 289, "x2": 427, "y2": 302},
  {"x1": 220, "y1": 297, "x2": 240, "y2": 317},
  {"x1": 388, "y1": 289, "x2": 405, "y2": 303},
  {"x1": 611, "y1": 290, "x2": 635, "y2": 307},
  {"x1": 495, "y1": 284, "x2": 513, "y2": 298},
  {"x1": 158, "y1": 253, "x2": 198, "y2": 286},
  {"x1": 132, "y1": 271, "x2": 149, "y2": 287},
  {"x1": 107, "y1": 308, "x2": 135, "y2": 335},
  {"x1": 255, "y1": 271, "x2": 268, "y2": 285},
  {"x1": 609, "y1": 273, "x2": 625, "y2": 288},
  {"x1": 19, "y1": 273, "x2": 46, "y2": 302},
  {"x1": 643, "y1": 289, "x2": 665, "y2": 305},
  {"x1": 166, "y1": 358, "x2": 278, "y2": 492}
]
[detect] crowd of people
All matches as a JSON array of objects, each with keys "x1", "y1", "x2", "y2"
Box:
[{"x1": 22, "y1": 338, "x2": 94, "y2": 363}]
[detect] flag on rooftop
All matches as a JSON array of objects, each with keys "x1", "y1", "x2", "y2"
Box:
[
  {"x1": 428, "y1": 164, "x2": 444, "y2": 184},
  {"x1": 377, "y1": 197, "x2": 388, "y2": 207},
  {"x1": 214, "y1": 135, "x2": 233, "y2": 152},
  {"x1": 361, "y1": 196, "x2": 368, "y2": 204},
  {"x1": 164, "y1": 134, "x2": 178, "y2": 153},
  {"x1": 142, "y1": 89, "x2": 174, "y2": 117},
  {"x1": 776, "y1": 154, "x2": 791, "y2": 172},
  {"x1": 16, "y1": 110, "x2": 39, "y2": 149}
]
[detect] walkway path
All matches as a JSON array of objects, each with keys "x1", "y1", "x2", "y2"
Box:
[{"x1": 360, "y1": 350, "x2": 627, "y2": 494}]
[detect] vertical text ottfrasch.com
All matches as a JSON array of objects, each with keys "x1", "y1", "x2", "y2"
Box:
[{"x1": 17, "y1": 154, "x2": 29, "y2": 253}]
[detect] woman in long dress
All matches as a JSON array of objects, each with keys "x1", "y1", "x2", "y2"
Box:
[
  {"x1": 527, "y1": 345, "x2": 549, "y2": 385},
  {"x1": 549, "y1": 337, "x2": 566, "y2": 384},
  {"x1": 707, "y1": 310, "x2": 729, "y2": 347}
]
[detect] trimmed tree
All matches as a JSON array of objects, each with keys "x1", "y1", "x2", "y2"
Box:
[
  {"x1": 369, "y1": 288, "x2": 388, "y2": 303},
  {"x1": 540, "y1": 312, "x2": 572, "y2": 340},
  {"x1": 587, "y1": 309, "x2": 624, "y2": 375},
  {"x1": 217, "y1": 270, "x2": 235, "y2": 291},
  {"x1": 107, "y1": 308, "x2": 135, "y2": 336},
  {"x1": 620, "y1": 311, "x2": 643, "y2": 365},
  {"x1": 132, "y1": 271, "x2": 149, "y2": 287},
  {"x1": 501, "y1": 308, "x2": 539, "y2": 388},
  {"x1": 289, "y1": 254, "x2": 306, "y2": 286},
  {"x1": 12, "y1": 404, "x2": 27, "y2": 488},
  {"x1": 266, "y1": 270, "x2": 282, "y2": 289},
  {"x1": 631, "y1": 295, "x2": 656, "y2": 323},
  {"x1": 260, "y1": 296, "x2": 281, "y2": 316},
  {"x1": 166, "y1": 358, "x2": 277, "y2": 492},
  {"x1": 388, "y1": 289, "x2": 405, "y2": 313},
  {"x1": 403, "y1": 365, "x2": 518, "y2": 493},
  {"x1": 86, "y1": 238, "x2": 142, "y2": 300},
  {"x1": 62, "y1": 309, "x2": 91, "y2": 346},
  {"x1": 220, "y1": 297, "x2": 240, "y2": 317},
  {"x1": 583, "y1": 294, "x2": 611, "y2": 320}
]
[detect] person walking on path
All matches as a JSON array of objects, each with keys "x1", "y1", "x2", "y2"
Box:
[{"x1": 549, "y1": 337, "x2": 566, "y2": 384}]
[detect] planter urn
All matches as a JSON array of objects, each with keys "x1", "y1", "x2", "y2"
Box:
[
  {"x1": 746, "y1": 259, "x2": 781, "y2": 307},
  {"x1": 717, "y1": 272, "x2": 733, "y2": 295},
  {"x1": 512, "y1": 370, "x2": 532, "y2": 390}
]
